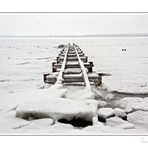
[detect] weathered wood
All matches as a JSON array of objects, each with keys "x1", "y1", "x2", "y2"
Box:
[
  {"x1": 52, "y1": 62, "x2": 57, "y2": 72},
  {"x1": 44, "y1": 72, "x2": 102, "y2": 85},
  {"x1": 67, "y1": 54, "x2": 77, "y2": 57},
  {"x1": 44, "y1": 43, "x2": 103, "y2": 86},
  {"x1": 64, "y1": 68, "x2": 82, "y2": 74},
  {"x1": 57, "y1": 56, "x2": 88, "y2": 63},
  {"x1": 53, "y1": 62, "x2": 93, "y2": 70},
  {"x1": 43, "y1": 73, "x2": 57, "y2": 84},
  {"x1": 75, "y1": 46, "x2": 91, "y2": 90}
]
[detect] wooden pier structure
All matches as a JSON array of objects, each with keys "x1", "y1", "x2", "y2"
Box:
[{"x1": 43, "y1": 43, "x2": 102, "y2": 86}]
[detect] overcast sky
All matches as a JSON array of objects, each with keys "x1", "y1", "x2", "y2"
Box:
[{"x1": 0, "y1": 13, "x2": 148, "y2": 35}]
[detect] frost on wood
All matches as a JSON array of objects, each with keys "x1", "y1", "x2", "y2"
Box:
[
  {"x1": 64, "y1": 68, "x2": 81, "y2": 74},
  {"x1": 75, "y1": 46, "x2": 91, "y2": 91},
  {"x1": 56, "y1": 47, "x2": 68, "y2": 85}
]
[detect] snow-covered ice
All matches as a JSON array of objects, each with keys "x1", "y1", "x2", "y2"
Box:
[
  {"x1": 97, "y1": 107, "x2": 114, "y2": 119},
  {"x1": 98, "y1": 100, "x2": 107, "y2": 107},
  {"x1": 16, "y1": 93, "x2": 97, "y2": 122},
  {"x1": 106, "y1": 117, "x2": 135, "y2": 129},
  {"x1": 113, "y1": 97, "x2": 148, "y2": 112},
  {"x1": 113, "y1": 108, "x2": 127, "y2": 118},
  {"x1": 127, "y1": 111, "x2": 148, "y2": 128},
  {"x1": 0, "y1": 37, "x2": 148, "y2": 134}
]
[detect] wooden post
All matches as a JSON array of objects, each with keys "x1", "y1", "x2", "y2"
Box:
[
  {"x1": 57, "y1": 57, "x2": 59, "y2": 63},
  {"x1": 43, "y1": 73, "x2": 49, "y2": 83},
  {"x1": 52, "y1": 62, "x2": 56, "y2": 72},
  {"x1": 97, "y1": 74, "x2": 102, "y2": 85},
  {"x1": 86, "y1": 56, "x2": 88, "y2": 62},
  {"x1": 88, "y1": 62, "x2": 94, "y2": 72}
]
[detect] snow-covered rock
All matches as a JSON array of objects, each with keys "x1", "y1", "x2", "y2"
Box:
[
  {"x1": 106, "y1": 117, "x2": 135, "y2": 129},
  {"x1": 113, "y1": 108, "x2": 127, "y2": 118},
  {"x1": 97, "y1": 107, "x2": 114, "y2": 119}
]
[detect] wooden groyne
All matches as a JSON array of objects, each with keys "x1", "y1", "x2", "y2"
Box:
[{"x1": 43, "y1": 43, "x2": 103, "y2": 86}]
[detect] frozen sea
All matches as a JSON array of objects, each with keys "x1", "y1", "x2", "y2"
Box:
[
  {"x1": 0, "y1": 37, "x2": 148, "y2": 134},
  {"x1": 0, "y1": 37, "x2": 148, "y2": 95}
]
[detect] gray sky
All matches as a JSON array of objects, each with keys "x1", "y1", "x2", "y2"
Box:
[{"x1": 0, "y1": 13, "x2": 148, "y2": 35}]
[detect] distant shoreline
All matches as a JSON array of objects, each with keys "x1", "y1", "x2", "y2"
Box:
[{"x1": 0, "y1": 34, "x2": 148, "y2": 38}]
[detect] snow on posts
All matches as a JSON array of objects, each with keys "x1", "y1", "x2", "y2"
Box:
[
  {"x1": 74, "y1": 46, "x2": 91, "y2": 92},
  {"x1": 74, "y1": 46, "x2": 94, "y2": 99},
  {"x1": 55, "y1": 46, "x2": 69, "y2": 86}
]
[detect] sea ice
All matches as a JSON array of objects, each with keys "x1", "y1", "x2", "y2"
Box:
[
  {"x1": 113, "y1": 97, "x2": 148, "y2": 112},
  {"x1": 113, "y1": 108, "x2": 127, "y2": 118},
  {"x1": 106, "y1": 117, "x2": 135, "y2": 129},
  {"x1": 127, "y1": 110, "x2": 148, "y2": 126},
  {"x1": 97, "y1": 107, "x2": 114, "y2": 119},
  {"x1": 16, "y1": 93, "x2": 98, "y2": 122}
]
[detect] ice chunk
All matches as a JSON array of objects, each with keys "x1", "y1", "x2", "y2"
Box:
[
  {"x1": 97, "y1": 107, "x2": 114, "y2": 119},
  {"x1": 106, "y1": 116, "x2": 126, "y2": 126},
  {"x1": 49, "y1": 122, "x2": 75, "y2": 130},
  {"x1": 98, "y1": 100, "x2": 107, "y2": 107},
  {"x1": 16, "y1": 96, "x2": 98, "y2": 122},
  {"x1": 15, "y1": 118, "x2": 54, "y2": 130},
  {"x1": 113, "y1": 108, "x2": 127, "y2": 118},
  {"x1": 106, "y1": 117, "x2": 135, "y2": 129},
  {"x1": 116, "y1": 123, "x2": 135, "y2": 129},
  {"x1": 104, "y1": 93, "x2": 114, "y2": 100},
  {"x1": 0, "y1": 108, "x2": 29, "y2": 132},
  {"x1": 127, "y1": 110, "x2": 148, "y2": 126},
  {"x1": 82, "y1": 123, "x2": 127, "y2": 133},
  {"x1": 113, "y1": 97, "x2": 148, "y2": 112}
]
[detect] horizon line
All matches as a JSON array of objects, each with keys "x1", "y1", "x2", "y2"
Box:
[{"x1": 1, "y1": 33, "x2": 148, "y2": 37}]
